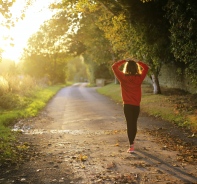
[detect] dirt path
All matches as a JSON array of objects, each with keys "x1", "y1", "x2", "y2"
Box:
[{"x1": 1, "y1": 83, "x2": 197, "y2": 184}]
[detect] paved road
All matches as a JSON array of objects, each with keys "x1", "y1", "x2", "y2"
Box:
[
  {"x1": 45, "y1": 83, "x2": 125, "y2": 132},
  {"x1": 3, "y1": 83, "x2": 197, "y2": 184}
]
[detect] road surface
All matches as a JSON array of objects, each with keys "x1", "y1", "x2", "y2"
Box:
[{"x1": 1, "y1": 83, "x2": 197, "y2": 184}]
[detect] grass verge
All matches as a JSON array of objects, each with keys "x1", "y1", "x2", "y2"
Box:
[
  {"x1": 0, "y1": 84, "x2": 66, "y2": 165},
  {"x1": 97, "y1": 83, "x2": 197, "y2": 133}
]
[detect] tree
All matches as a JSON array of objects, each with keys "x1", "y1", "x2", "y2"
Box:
[
  {"x1": 67, "y1": 57, "x2": 88, "y2": 82},
  {"x1": 44, "y1": 0, "x2": 197, "y2": 92},
  {"x1": 22, "y1": 52, "x2": 50, "y2": 79},
  {"x1": 95, "y1": 0, "x2": 172, "y2": 94},
  {"x1": 0, "y1": 0, "x2": 34, "y2": 61},
  {"x1": 0, "y1": 0, "x2": 35, "y2": 27},
  {"x1": 1, "y1": 0, "x2": 17, "y2": 28},
  {"x1": 97, "y1": 1, "x2": 171, "y2": 92},
  {"x1": 64, "y1": 4, "x2": 114, "y2": 84},
  {"x1": 21, "y1": 10, "x2": 73, "y2": 83},
  {"x1": 165, "y1": 0, "x2": 197, "y2": 86}
]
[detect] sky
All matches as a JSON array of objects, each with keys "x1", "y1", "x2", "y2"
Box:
[{"x1": 0, "y1": 0, "x2": 56, "y2": 63}]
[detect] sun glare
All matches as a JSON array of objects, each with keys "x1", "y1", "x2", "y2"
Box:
[{"x1": 0, "y1": 0, "x2": 56, "y2": 63}]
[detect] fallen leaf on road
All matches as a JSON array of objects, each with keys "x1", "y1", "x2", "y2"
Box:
[
  {"x1": 115, "y1": 142, "x2": 119, "y2": 146},
  {"x1": 78, "y1": 154, "x2": 88, "y2": 162},
  {"x1": 106, "y1": 162, "x2": 116, "y2": 169}
]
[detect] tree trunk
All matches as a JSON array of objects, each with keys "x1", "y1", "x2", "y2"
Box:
[
  {"x1": 110, "y1": 51, "x2": 119, "y2": 84},
  {"x1": 151, "y1": 74, "x2": 161, "y2": 94},
  {"x1": 114, "y1": 77, "x2": 119, "y2": 84}
]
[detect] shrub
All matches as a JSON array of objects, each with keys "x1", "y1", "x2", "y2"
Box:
[
  {"x1": 0, "y1": 76, "x2": 9, "y2": 95},
  {"x1": 0, "y1": 93, "x2": 29, "y2": 110}
]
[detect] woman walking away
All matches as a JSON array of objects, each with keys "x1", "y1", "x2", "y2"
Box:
[{"x1": 112, "y1": 59, "x2": 149, "y2": 153}]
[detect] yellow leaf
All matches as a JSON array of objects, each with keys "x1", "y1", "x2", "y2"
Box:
[
  {"x1": 115, "y1": 143, "x2": 119, "y2": 146},
  {"x1": 79, "y1": 154, "x2": 88, "y2": 161}
]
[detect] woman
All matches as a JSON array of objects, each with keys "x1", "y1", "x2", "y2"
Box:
[{"x1": 112, "y1": 59, "x2": 149, "y2": 153}]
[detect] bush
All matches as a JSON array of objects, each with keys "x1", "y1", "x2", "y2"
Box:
[
  {"x1": 0, "y1": 93, "x2": 30, "y2": 110},
  {"x1": 0, "y1": 75, "x2": 44, "y2": 110},
  {"x1": 0, "y1": 93, "x2": 19, "y2": 109},
  {"x1": 17, "y1": 75, "x2": 37, "y2": 95},
  {"x1": 0, "y1": 76, "x2": 9, "y2": 95}
]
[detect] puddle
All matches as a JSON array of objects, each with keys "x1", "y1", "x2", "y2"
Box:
[
  {"x1": 12, "y1": 127, "x2": 107, "y2": 135},
  {"x1": 12, "y1": 125, "x2": 32, "y2": 132},
  {"x1": 12, "y1": 122, "x2": 126, "y2": 135}
]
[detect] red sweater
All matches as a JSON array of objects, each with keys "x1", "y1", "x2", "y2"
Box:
[{"x1": 112, "y1": 60, "x2": 149, "y2": 106}]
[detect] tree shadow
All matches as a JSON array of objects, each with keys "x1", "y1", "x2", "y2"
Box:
[{"x1": 133, "y1": 150, "x2": 197, "y2": 183}]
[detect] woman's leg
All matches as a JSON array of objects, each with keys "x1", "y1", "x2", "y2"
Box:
[{"x1": 123, "y1": 104, "x2": 140, "y2": 145}]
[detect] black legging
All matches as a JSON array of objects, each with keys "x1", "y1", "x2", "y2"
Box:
[{"x1": 123, "y1": 104, "x2": 140, "y2": 145}]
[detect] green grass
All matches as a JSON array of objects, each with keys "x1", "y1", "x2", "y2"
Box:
[
  {"x1": 97, "y1": 83, "x2": 197, "y2": 133},
  {"x1": 97, "y1": 83, "x2": 122, "y2": 103},
  {"x1": 140, "y1": 94, "x2": 185, "y2": 124},
  {"x1": 21, "y1": 85, "x2": 65, "y2": 118},
  {"x1": 0, "y1": 84, "x2": 67, "y2": 164},
  {"x1": 0, "y1": 85, "x2": 66, "y2": 125}
]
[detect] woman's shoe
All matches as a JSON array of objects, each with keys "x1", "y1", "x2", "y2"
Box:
[{"x1": 127, "y1": 144, "x2": 134, "y2": 153}]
